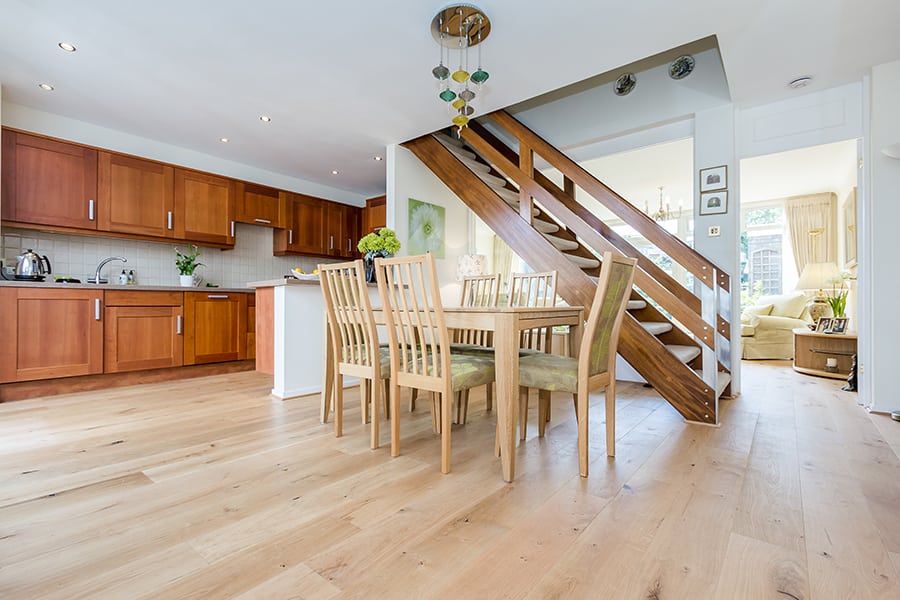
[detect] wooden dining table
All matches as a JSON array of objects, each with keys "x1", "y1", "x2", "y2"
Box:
[{"x1": 322, "y1": 304, "x2": 584, "y2": 482}]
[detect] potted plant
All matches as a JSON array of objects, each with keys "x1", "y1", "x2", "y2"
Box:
[
  {"x1": 825, "y1": 270, "x2": 855, "y2": 318},
  {"x1": 357, "y1": 228, "x2": 401, "y2": 282},
  {"x1": 174, "y1": 245, "x2": 204, "y2": 287}
]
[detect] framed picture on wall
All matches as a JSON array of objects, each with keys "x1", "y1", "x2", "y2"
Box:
[
  {"x1": 699, "y1": 190, "x2": 728, "y2": 215},
  {"x1": 699, "y1": 165, "x2": 727, "y2": 192}
]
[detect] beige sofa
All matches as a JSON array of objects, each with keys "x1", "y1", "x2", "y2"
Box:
[{"x1": 741, "y1": 291, "x2": 813, "y2": 360}]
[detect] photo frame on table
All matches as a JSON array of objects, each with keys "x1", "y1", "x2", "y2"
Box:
[
  {"x1": 699, "y1": 191, "x2": 728, "y2": 215},
  {"x1": 829, "y1": 317, "x2": 848, "y2": 334},
  {"x1": 699, "y1": 165, "x2": 727, "y2": 192},
  {"x1": 815, "y1": 317, "x2": 833, "y2": 333}
]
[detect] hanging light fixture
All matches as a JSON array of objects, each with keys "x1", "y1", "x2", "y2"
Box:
[
  {"x1": 431, "y1": 4, "x2": 491, "y2": 134},
  {"x1": 645, "y1": 186, "x2": 682, "y2": 222}
]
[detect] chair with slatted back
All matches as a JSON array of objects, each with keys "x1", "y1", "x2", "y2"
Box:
[
  {"x1": 517, "y1": 252, "x2": 637, "y2": 476},
  {"x1": 410, "y1": 272, "x2": 501, "y2": 418},
  {"x1": 508, "y1": 270, "x2": 558, "y2": 438},
  {"x1": 318, "y1": 259, "x2": 390, "y2": 449},
  {"x1": 375, "y1": 253, "x2": 496, "y2": 473}
]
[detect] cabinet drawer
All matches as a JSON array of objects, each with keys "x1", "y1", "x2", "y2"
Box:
[{"x1": 105, "y1": 290, "x2": 183, "y2": 307}]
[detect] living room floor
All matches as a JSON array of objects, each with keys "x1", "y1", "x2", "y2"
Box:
[{"x1": 0, "y1": 361, "x2": 897, "y2": 599}]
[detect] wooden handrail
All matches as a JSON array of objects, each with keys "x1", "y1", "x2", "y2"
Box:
[{"x1": 488, "y1": 110, "x2": 731, "y2": 292}]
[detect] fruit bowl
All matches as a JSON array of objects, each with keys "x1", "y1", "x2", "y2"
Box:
[{"x1": 292, "y1": 268, "x2": 319, "y2": 280}]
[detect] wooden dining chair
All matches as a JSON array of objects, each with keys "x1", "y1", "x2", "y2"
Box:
[
  {"x1": 374, "y1": 253, "x2": 496, "y2": 474},
  {"x1": 318, "y1": 259, "x2": 390, "y2": 449},
  {"x1": 517, "y1": 253, "x2": 637, "y2": 477},
  {"x1": 508, "y1": 270, "x2": 558, "y2": 438}
]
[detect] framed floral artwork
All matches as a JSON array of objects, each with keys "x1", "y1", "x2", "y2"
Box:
[{"x1": 408, "y1": 198, "x2": 445, "y2": 258}]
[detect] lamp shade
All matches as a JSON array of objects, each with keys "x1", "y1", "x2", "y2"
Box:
[
  {"x1": 796, "y1": 261, "x2": 840, "y2": 291},
  {"x1": 457, "y1": 254, "x2": 486, "y2": 280}
]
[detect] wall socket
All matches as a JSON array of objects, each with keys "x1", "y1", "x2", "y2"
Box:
[{"x1": 708, "y1": 226, "x2": 721, "y2": 237}]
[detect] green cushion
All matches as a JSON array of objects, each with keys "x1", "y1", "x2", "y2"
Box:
[
  {"x1": 415, "y1": 352, "x2": 495, "y2": 391},
  {"x1": 518, "y1": 353, "x2": 578, "y2": 392},
  {"x1": 450, "y1": 342, "x2": 496, "y2": 356}
]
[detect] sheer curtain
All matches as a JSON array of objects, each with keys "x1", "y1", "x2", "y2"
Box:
[
  {"x1": 785, "y1": 192, "x2": 837, "y2": 273},
  {"x1": 491, "y1": 234, "x2": 514, "y2": 287}
]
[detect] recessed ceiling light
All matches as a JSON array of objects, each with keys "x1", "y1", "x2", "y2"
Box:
[
  {"x1": 374, "y1": 156, "x2": 383, "y2": 161},
  {"x1": 259, "y1": 115, "x2": 271, "y2": 123},
  {"x1": 331, "y1": 170, "x2": 339, "y2": 175},
  {"x1": 789, "y1": 76, "x2": 813, "y2": 89},
  {"x1": 219, "y1": 137, "x2": 229, "y2": 143},
  {"x1": 38, "y1": 83, "x2": 54, "y2": 91},
  {"x1": 58, "y1": 42, "x2": 76, "y2": 52}
]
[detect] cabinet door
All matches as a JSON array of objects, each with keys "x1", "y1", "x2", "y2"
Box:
[
  {"x1": 235, "y1": 182, "x2": 287, "y2": 228},
  {"x1": 0, "y1": 288, "x2": 104, "y2": 383},
  {"x1": 174, "y1": 169, "x2": 235, "y2": 246},
  {"x1": 288, "y1": 194, "x2": 326, "y2": 255},
  {"x1": 104, "y1": 306, "x2": 184, "y2": 372},
  {"x1": 1, "y1": 129, "x2": 98, "y2": 229},
  {"x1": 183, "y1": 292, "x2": 247, "y2": 365},
  {"x1": 327, "y1": 204, "x2": 361, "y2": 258},
  {"x1": 98, "y1": 151, "x2": 175, "y2": 237},
  {"x1": 343, "y1": 205, "x2": 361, "y2": 258},
  {"x1": 363, "y1": 195, "x2": 386, "y2": 236}
]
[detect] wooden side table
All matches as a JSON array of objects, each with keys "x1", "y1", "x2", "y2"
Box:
[{"x1": 792, "y1": 327, "x2": 857, "y2": 379}]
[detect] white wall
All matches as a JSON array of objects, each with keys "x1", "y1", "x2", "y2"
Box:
[
  {"x1": 386, "y1": 143, "x2": 470, "y2": 305},
  {"x1": 867, "y1": 60, "x2": 900, "y2": 413}
]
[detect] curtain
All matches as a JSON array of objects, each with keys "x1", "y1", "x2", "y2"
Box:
[
  {"x1": 492, "y1": 234, "x2": 513, "y2": 288},
  {"x1": 785, "y1": 192, "x2": 837, "y2": 273}
]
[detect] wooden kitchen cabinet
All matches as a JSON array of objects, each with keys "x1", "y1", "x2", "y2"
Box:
[
  {"x1": 0, "y1": 287, "x2": 104, "y2": 383},
  {"x1": 183, "y1": 291, "x2": 248, "y2": 365},
  {"x1": 104, "y1": 291, "x2": 183, "y2": 373},
  {"x1": 362, "y1": 194, "x2": 386, "y2": 237},
  {"x1": 235, "y1": 181, "x2": 287, "y2": 228},
  {"x1": 325, "y1": 202, "x2": 361, "y2": 258},
  {"x1": 174, "y1": 169, "x2": 236, "y2": 246},
  {"x1": 275, "y1": 193, "x2": 326, "y2": 255},
  {"x1": 1, "y1": 129, "x2": 98, "y2": 230},
  {"x1": 98, "y1": 152, "x2": 175, "y2": 238}
]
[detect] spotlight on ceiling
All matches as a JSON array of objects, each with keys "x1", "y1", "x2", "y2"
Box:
[{"x1": 789, "y1": 76, "x2": 813, "y2": 89}]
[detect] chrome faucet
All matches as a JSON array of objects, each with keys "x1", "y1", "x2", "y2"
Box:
[{"x1": 90, "y1": 256, "x2": 127, "y2": 284}]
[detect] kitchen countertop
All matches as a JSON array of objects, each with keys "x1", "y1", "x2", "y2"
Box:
[
  {"x1": 248, "y1": 277, "x2": 320, "y2": 288},
  {"x1": 0, "y1": 280, "x2": 253, "y2": 293}
]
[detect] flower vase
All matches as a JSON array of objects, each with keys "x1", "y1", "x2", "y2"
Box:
[{"x1": 364, "y1": 251, "x2": 390, "y2": 283}]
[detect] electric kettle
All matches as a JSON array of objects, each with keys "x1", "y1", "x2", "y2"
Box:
[{"x1": 15, "y1": 249, "x2": 52, "y2": 280}]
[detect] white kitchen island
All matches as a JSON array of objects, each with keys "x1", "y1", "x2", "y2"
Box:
[{"x1": 249, "y1": 277, "x2": 379, "y2": 400}]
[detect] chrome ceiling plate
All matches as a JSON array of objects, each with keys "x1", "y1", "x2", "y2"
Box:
[{"x1": 431, "y1": 4, "x2": 490, "y2": 49}]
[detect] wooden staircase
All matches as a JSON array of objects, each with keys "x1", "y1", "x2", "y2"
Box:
[{"x1": 403, "y1": 110, "x2": 733, "y2": 425}]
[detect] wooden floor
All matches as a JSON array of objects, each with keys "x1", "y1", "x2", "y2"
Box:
[{"x1": 1, "y1": 361, "x2": 898, "y2": 599}]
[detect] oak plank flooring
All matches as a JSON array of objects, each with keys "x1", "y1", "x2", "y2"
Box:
[{"x1": 0, "y1": 361, "x2": 898, "y2": 598}]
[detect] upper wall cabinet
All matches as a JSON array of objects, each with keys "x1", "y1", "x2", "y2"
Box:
[
  {"x1": 173, "y1": 169, "x2": 236, "y2": 246},
  {"x1": 362, "y1": 195, "x2": 386, "y2": 236},
  {"x1": 98, "y1": 152, "x2": 175, "y2": 238},
  {"x1": 1, "y1": 129, "x2": 98, "y2": 230},
  {"x1": 235, "y1": 182, "x2": 287, "y2": 228}
]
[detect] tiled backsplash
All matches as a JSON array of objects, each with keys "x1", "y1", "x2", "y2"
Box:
[{"x1": 1, "y1": 225, "x2": 332, "y2": 287}]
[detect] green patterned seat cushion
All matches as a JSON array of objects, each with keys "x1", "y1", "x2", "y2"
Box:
[
  {"x1": 450, "y1": 342, "x2": 495, "y2": 356},
  {"x1": 517, "y1": 353, "x2": 579, "y2": 392},
  {"x1": 415, "y1": 353, "x2": 495, "y2": 391}
]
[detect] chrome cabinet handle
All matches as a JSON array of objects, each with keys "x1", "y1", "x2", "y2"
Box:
[
  {"x1": 330, "y1": 235, "x2": 334, "y2": 250},
  {"x1": 254, "y1": 218, "x2": 272, "y2": 224},
  {"x1": 231, "y1": 220, "x2": 235, "y2": 237},
  {"x1": 207, "y1": 294, "x2": 229, "y2": 299},
  {"x1": 167, "y1": 211, "x2": 174, "y2": 229},
  {"x1": 89, "y1": 199, "x2": 95, "y2": 221},
  {"x1": 94, "y1": 298, "x2": 101, "y2": 320},
  {"x1": 289, "y1": 230, "x2": 293, "y2": 245},
  {"x1": 176, "y1": 315, "x2": 182, "y2": 335}
]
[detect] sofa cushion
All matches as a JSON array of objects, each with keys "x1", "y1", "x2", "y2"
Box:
[
  {"x1": 741, "y1": 303, "x2": 774, "y2": 323},
  {"x1": 741, "y1": 323, "x2": 756, "y2": 336},
  {"x1": 759, "y1": 292, "x2": 808, "y2": 319}
]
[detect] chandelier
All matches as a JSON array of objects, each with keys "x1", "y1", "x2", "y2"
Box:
[
  {"x1": 431, "y1": 4, "x2": 491, "y2": 133},
  {"x1": 645, "y1": 186, "x2": 682, "y2": 222}
]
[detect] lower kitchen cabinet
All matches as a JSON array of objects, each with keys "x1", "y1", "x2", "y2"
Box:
[
  {"x1": 0, "y1": 287, "x2": 104, "y2": 382},
  {"x1": 104, "y1": 291, "x2": 183, "y2": 373},
  {"x1": 183, "y1": 291, "x2": 247, "y2": 365}
]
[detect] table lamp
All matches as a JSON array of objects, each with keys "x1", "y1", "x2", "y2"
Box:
[
  {"x1": 456, "y1": 254, "x2": 486, "y2": 280},
  {"x1": 795, "y1": 261, "x2": 840, "y2": 322}
]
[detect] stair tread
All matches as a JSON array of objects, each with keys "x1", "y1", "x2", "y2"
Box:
[
  {"x1": 667, "y1": 344, "x2": 701, "y2": 364},
  {"x1": 693, "y1": 369, "x2": 732, "y2": 397},
  {"x1": 564, "y1": 254, "x2": 600, "y2": 269},
  {"x1": 435, "y1": 135, "x2": 477, "y2": 161},
  {"x1": 640, "y1": 321, "x2": 673, "y2": 335},
  {"x1": 541, "y1": 232, "x2": 580, "y2": 251},
  {"x1": 627, "y1": 300, "x2": 647, "y2": 310},
  {"x1": 533, "y1": 219, "x2": 559, "y2": 234},
  {"x1": 473, "y1": 169, "x2": 509, "y2": 188}
]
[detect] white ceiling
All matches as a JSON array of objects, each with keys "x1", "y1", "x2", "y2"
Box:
[{"x1": 1, "y1": 1, "x2": 898, "y2": 197}]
